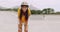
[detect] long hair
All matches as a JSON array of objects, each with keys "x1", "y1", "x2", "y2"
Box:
[{"x1": 20, "y1": 9, "x2": 28, "y2": 20}]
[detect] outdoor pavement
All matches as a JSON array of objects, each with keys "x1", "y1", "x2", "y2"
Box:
[{"x1": 0, "y1": 11, "x2": 60, "y2": 32}]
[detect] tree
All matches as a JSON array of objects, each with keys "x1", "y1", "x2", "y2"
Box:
[
  {"x1": 36, "y1": 10, "x2": 42, "y2": 14},
  {"x1": 47, "y1": 8, "x2": 54, "y2": 14},
  {"x1": 42, "y1": 9, "x2": 47, "y2": 14},
  {"x1": 31, "y1": 10, "x2": 36, "y2": 14},
  {"x1": 42, "y1": 8, "x2": 55, "y2": 14}
]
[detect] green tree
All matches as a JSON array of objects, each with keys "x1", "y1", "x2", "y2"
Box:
[
  {"x1": 42, "y1": 8, "x2": 55, "y2": 14},
  {"x1": 42, "y1": 9, "x2": 47, "y2": 14},
  {"x1": 47, "y1": 8, "x2": 54, "y2": 14},
  {"x1": 31, "y1": 10, "x2": 36, "y2": 14},
  {"x1": 36, "y1": 10, "x2": 42, "y2": 14}
]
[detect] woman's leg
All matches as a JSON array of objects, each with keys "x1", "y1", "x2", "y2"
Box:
[
  {"x1": 18, "y1": 19, "x2": 22, "y2": 32},
  {"x1": 24, "y1": 20, "x2": 28, "y2": 32}
]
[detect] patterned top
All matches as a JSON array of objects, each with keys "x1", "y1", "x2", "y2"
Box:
[{"x1": 18, "y1": 8, "x2": 31, "y2": 22}]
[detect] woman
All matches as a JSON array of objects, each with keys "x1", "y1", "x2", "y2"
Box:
[{"x1": 18, "y1": 2, "x2": 31, "y2": 32}]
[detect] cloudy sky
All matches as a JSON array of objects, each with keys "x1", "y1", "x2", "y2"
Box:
[{"x1": 0, "y1": 0, "x2": 60, "y2": 11}]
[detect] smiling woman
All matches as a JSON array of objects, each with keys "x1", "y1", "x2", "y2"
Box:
[
  {"x1": 0, "y1": 0, "x2": 60, "y2": 32},
  {"x1": 18, "y1": 2, "x2": 31, "y2": 32}
]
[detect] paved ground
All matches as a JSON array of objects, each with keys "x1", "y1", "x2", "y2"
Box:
[{"x1": 0, "y1": 11, "x2": 60, "y2": 32}]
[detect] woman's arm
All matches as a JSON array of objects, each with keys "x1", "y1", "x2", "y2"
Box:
[
  {"x1": 18, "y1": 8, "x2": 20, "y2": 18},
  {"x1": 28, "y1": 8, "x2": 31, "y2": 16}
]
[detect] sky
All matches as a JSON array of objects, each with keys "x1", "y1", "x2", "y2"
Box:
[{"x1": 0, "y1": 0, "x2": 60, "y2": 12}]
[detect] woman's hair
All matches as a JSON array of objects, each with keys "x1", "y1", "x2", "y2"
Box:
[{"x1": 20, "y1": 8, "x2": 28, "y2": 20}]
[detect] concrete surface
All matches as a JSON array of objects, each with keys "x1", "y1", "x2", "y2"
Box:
[{"x1": 0, "y1": 11, "x2": 60, "y2": 32}]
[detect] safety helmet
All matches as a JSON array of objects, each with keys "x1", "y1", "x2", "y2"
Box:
[{"x1": 21, "y1": 2, "x2": 29, "y2": 7}]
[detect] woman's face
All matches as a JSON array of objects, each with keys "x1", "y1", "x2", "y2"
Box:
[{"x1": 21, "y1": 6, "x2": 28, "y2": 12}]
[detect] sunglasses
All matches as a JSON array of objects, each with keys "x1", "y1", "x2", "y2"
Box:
[{"x1": 21, "y1": 5, "x2": 29, "y2": 7}]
